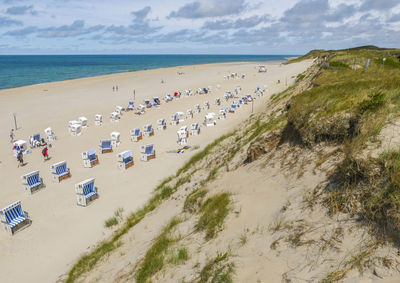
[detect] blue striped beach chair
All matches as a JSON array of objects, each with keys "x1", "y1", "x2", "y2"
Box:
[
  {"x1": 229, "y1": 104, "x2": 237, "y2": 113},
  {"x1": 33, "y1": 133, "x2": 41, "y2": 143},
  {"x1": 100, "y1": 140, "x2": 112, "y2": 154},
  {"x1": 170, "y1": 113, "x2": 179, "y2": 126},
  {"x1": 75, "y1": 178, "x2": 98, "y2": 206},
  {"x1": 143, "y1": 124, "x2": 154, "y2": 137},
  {"x1": 140, "y1": 144, "x2": 156, "y2": 162},
  {"x1": 127, "y1": 101, "x2": 134, "y2": 111},
  {"x1": 0, "y1": 201, "x2": 30, "y2": 235},
  {"x1": 157, "y1": 119, "x2": 167, "y2": 130},
  {"x1": 130, "y1": 128, "x2": 142, "y2": 142},
  {"x1": 50, "y1": 161, "x2": 71, "y2": 183},
  {"x1": 190, "y1": 123, "x2": 200, "y2": 136},
  {"x1": 117, "y1": 150, "x2": 134, "y2": 170},
  {"x1": 82, "y1": 149, "x2": 99, "y2": 168},
  {"x1": 21, "y1": 170, "x2": 44, "y2": 194}
]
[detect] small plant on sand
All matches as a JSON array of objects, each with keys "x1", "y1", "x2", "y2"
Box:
[
  {"x1": 196, "y1": 193, "x2": 231, "y2": 240},
  {"x1": 104, "y1": 208, "x2": 124, "y2": 228},
  {"x1": 184, "y1": 189, "x2": 208, "y2": 213},
  {"x1": 195, "y1": 252, "x2": 234, "y2": 283},
  {"x1": 168, "y1": 247, "x2": 189, "y2": 265}
]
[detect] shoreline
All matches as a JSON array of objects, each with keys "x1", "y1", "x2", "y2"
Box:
[{"x1": 0, "y1": 59, "x2": 287, "y2": 92}]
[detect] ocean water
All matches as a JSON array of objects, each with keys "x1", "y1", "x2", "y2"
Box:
[{"x1": 0, "y1": 54, "x2": 295, "y2": 90}]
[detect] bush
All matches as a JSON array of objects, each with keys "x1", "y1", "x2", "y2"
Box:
[{"x1": 358, "y1": 92, "x2": 385, "y2": 114}]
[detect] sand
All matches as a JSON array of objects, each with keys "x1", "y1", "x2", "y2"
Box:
[{"x1": 0, "y1": 59, "x2": 313, "y2": 283}]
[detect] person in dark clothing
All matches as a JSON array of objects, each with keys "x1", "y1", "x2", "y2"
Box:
[{"x1": 17, "y1": 150, "x2": 23, "y2": 167}]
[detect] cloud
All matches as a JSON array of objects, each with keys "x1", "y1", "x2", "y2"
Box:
[
  {"x1": 4, "y1": 26, "x2": 37, "y2": 36},
  {"x1": 6, "y1": 5, "x2": 38, "y2": 16},
  {"x1": 388, "y1": 13, "x2": 400, "y2": 22},
  {"x1": 202, "y1": 14, "x2": 270, "y2": 30},
  {"x1": 168, "y1": 0, "x2": 247, "y2": 19},
  {"x1": 38, "y1": 20, "x2": 104, "y2": 38},
  {"x1": 0, "y1": 16, "x2": 23, "y2": 27},
  {"x1": 360, "y1": 0, "x2": 400, "y2": 11},
  {"x1": 131, "y1": 6, "x2": 151, "y2": 22}
]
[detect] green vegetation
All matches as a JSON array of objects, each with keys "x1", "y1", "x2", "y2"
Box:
[
  {"x1": 184, "y1": 189, "x2": 208, "y2": 213},
  {"x1": 329, "y1": 61, "x2": 350, "y2": 69},
  {"x1": 104, "y1": 208, "x2": 124, "y2": 228},
  {"x1": 168, "y1": 247, "x2": 189, "y2": 265},
  {"x1": 135, "y1": 217, "x2": 182, "y2": 283},
  {"x1": 358, "y1": 92, "x2": 385, "y2": 114},
  {"x1": 196, "y1": 193, "x2": 231, "y2": 240},
  {"x1": 195, "y1": 252, "x2": 234, "y2": 283}
]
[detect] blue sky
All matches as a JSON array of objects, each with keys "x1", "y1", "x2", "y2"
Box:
[{"x1": 0, "y1": 0, "x2": 399, "y2": 54}]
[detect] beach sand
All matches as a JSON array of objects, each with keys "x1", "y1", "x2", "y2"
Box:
[{"x1": 0, "y1": 59, "x2": 313, "y2": 282}]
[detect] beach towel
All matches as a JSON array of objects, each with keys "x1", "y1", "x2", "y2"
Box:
[{"x1": 167, "y1": 146, "x2": 191, "y2": 154}]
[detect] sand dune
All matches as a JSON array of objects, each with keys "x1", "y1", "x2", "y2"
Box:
[{"x1": 0, "y1": 60, "x2": 313, "y2": 283}]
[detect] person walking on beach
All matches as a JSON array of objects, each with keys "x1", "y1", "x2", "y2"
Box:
[
  {"x1": 17, "y1": 150, "x2": 23, "y2": 167},
  {"x1": 112, "y1": 86, "x2": 115, "y2": 92},
  {"x1": 116, "y1": 86, "x2": 118, "y2": 91},
  {"x1": 10, "y1": 129, "x2": 14, "y2": 143},
  {"x1": 42, "y1": 146, "x2": 49, "y2": 161}
]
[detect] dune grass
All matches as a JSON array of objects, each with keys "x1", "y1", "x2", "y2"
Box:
[
  {"x1": 195, "y1": 252, "x2": 234, "y2": 283},
  {"x1": 196, "y1": 193, "x2": 231, "y2": 240},
  {"x1": 135, "y1": 216, "x2": 182, "y2": 283}
]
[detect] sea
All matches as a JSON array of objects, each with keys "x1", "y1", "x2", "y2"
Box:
[{"x1": 0, "y1": 54, "x2": 295, "y2": 90}]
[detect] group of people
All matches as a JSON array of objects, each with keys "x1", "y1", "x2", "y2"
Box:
[
  {"x1": 112, "y1": 86, "x2": 119, "y2": 91},
  {"x1": 11, "y1": 129, "x2": 51, "y2": 168}
]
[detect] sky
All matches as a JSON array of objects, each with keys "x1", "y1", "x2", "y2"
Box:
[{"x1": 0, "y1": 0, "x2": 399, "y2": 55}]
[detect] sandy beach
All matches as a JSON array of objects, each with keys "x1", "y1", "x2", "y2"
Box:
[{"x1": 0, "y1": 59, "x2": 312, "y2": 283}]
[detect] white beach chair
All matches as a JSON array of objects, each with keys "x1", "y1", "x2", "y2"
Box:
[
  {"x1": 170, "y1": 113, "x2": 179, "y2": 126},
  {"x1": 50, "y1": 161, "x2": 71, "y2": 183},
  {"x1": 157, "y1": 118, "x2": 167, "y2": 130},
  {"x1": 177, "y1": 129, "x2": 188, "y2": 145},
  {"x1": 130, "y1": 128, "x2": 142, "y2": 142},
  {"x1": 219, "y1": 107, "x2": 228, "y2": 120},
  {"x1": 82, "y1": 149, "x2": 99, "y2": 168},
  {"x1": 21, "y1": 170, "x2": 44, "y2": 194},
  {"x1": 100, "y1": 140, "x2": 113, "y2": 153},
  {"x1": 136, "y1": 104, "x2": 146, "y2": 115},
  {"x1": 117, "y1": 150, "x2": 134, "y2": 170},
  {"x1": 140, "y1": 144, "x2": 156, "y2": 162},
  {"x1": 0, "y1": 201, "x2": 30, "y2": 235},
  {"x1": 194, "y1": 104, "x2": 201, "y2": 114},
  {"x1": 190, "y1": 123, "x2": 200, "y2": 136},
  {"x1": 204, "y1": 113, "x2": 216, "y2": 127},
  {"x1": 187, "y1": 109, "x2": 193, "y2": 119},
  {"x1": 69, "y1": 123, "x2": 82, "y2": 136},
  {"x1": 75, "y1": 178, "x2": 98, "y2": 206},
  {"x1": 215, "y1": 98, "x2": 221, "y2": 106},
  {"x1": 95, "y1": 114, "x2": 102, "y2": 126},
  {"x1": 127, "y1": 101, "x2": 134, "y2": 111},
  {"x1": 78, "y1": 117, "x2": 88, "y2": 128},
  {"x1": 177, "y1": 112, "x2": 185, "y2": 122},
  {"x1": 110, "y1": 111, "x2": 120, "y2": 122},
  {"x1": 13, "y1": 140, "x2": 27, "y2": 156},
  {"x1": 143, "y1": 124, "x2": 154, "y2": 137},
  {"x1": 203, "y1": 101, "x2": 210, "y2": 110},
  {"x1": 111, "y1": 132, "x2": 121, "y2": 147},
  {"x1": 44, "y1": 127, "x2": 56, "y2": 141},
  {"x1": 115, "y1": 106, "x2": 123, "y2": 115}
]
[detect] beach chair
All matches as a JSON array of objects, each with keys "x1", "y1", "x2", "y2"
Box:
[
  {"x1": 164, "y1": 94, "x2": 173, "y2": 102},
  {"x1": 69, "y1": 123, "x2": 82, "y2": 136},
  {"x1": 50, "y1": 161, "x2": 71, "y2": 183},
  {"x1": 117, "y1": 150, "x2": 134, "y2": 170},
  {"x1": 242, "y1": 74, "x2": 246, "y2": 79},
  {"x1": 127, "y1": 101, "x2": 134, "y2": 111},
  {"x1": 75, "y1": 178, "x2": 98, "y2": 206},
  {"x1": 110, "y1": 111, "x2": 120, "y2": 122},
  {"x1": 194, "y1": 104, "x2": 201, "y2": 114},
  {"x1": 157, "y1": 118, "x2": 167, "y2": 130},
  {"x1": 234, "y1": 86, "x2": 241, "y2": 95},
  {"x1": 229, "y1": 104, "x2": 237, "y2": 113},
  {"x1": 111, "y1": 132, "x2": 121, "y2": 147},
  {"x1": 204, "y1": 113, "x2": 217, "y2": 127},
  {"x1": 187, "y1": 109, "x2": 193, "y2": 119},
  {"x1": 21, "y1": 170, "x2": 44, "y2": 194},
  {"x1": 13, "y1": 140, "x2": 27, "y2": 156},
  {"x1": 153, "y1": 97, "x2": 161, "y2": 105},
  {"x1": 82, "y1": 149, "x2": 99, "y2": 168},
  {"x1": 247, "y1": 94, "x2": 253, "y2": 102},
  {"x1": 215, "y1": 98, "x2": 221, "y2": 106},
  {"x1": 115, "y1": 106, "x2": 123, "y2": 115},
  {"x1": 95, "y1": 114, "x2": 102, "y2": 126},
  {"x1": 170, "y1": 113, "x2": 179, "y2": 126},
  {"x1": 44, "y1": 127, "x2": 56, "y2": 141},
  {"x1": 219, "y1": 107, "x2": 227, "y2": 120},
  {"x1": 177, "y1": 112, "x2": 185, "y2": 122},
  {"x1": 177, "y1": 129, "x2": 188, "y2": 145},
  {"x1": 238, "y1": 99, "x2": 243, "y2": 106},
  {"x1": 100, "y1": 140, "x2": 113, "y2": 153},
  {"x1": 190, "y1": 123, "x2": 200, "y2": 136},
  {"x1": 136, "y1": 104, "x2": 146, "y2": 115},
  {"x1": 0, "y1": 201, "x2": 30, "y2": 235},
  {"x1": 130, "y1": 128, "x2": 142, "y2": 142},
  {"x1": 203, "y1": 101, "x2": 210, "y2": 110},
  {"x1": 143, "y1": 124, "x2": 154, "y2": 137},
  {"x1": 144, "y1": 99, "x2": 151, "y2": 108},
  {"x1": 140, "y1": 144, "x2": 156, "y2": 161},
  {"x1": 78, "y1": 117, "x2": 88, "y2": 128},
  {"x1": 33, "y1": 133, "x2": 41, "y2": 143}
]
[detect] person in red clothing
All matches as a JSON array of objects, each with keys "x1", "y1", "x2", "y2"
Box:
[{"x1": 42, "y1": 146, "x2": 49, "y2": 161}]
